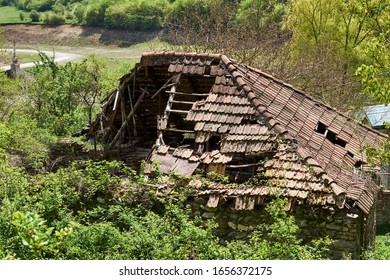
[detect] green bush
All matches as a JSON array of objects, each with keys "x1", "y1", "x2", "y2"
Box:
[
  {"x1": 364, "y1": 236, "x2": 390, "y2": 260},
  {"x1": 104, "y1": 0, "x2": 165, "y2": 30},
  {"x1": 0, "y1": 157, "x2": 332, "y2": 260},
  {"x1": 73, "y1": 3, "x2": 85, "y2": 23},
  {"x1": 44, "y1": 12, "x2": 65, "y2": 25},
  {"x1": 29, "y1": 10, "x2": 40, "y2": 22}
]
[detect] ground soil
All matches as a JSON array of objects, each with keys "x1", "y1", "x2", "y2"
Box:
[{"x1": 1, "y1": 24, "x2": 161, "y2": 47}]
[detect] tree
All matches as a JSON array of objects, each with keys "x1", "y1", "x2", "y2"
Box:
[
  {"x1": 26, "y1": 53, "x2": 107, "y2": 136},
  {"x1": 355, "y1": 0, "x2": 390, "y2": 104},
  {"x1": 355, "y1": 1, "x2": 390, "y2": 165},
  {"x1": 277, "y1": 0, "x2": 389, "y2": 112}
]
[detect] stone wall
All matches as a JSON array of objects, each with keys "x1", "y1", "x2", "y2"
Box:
[
  {"x1": 377, "y1": 190, "x2": 390, "y2": 228},
  {"x1": 186, "y1": 196, "x2": 362, "y2": 259}
]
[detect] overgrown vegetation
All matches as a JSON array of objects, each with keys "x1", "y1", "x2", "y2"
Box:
[
  {"x1": 0, "y1": 154, "x2": 331, "y2": 259},
  {"x1": 0, "y1": 50, "x2": 332, "y2": 260}
]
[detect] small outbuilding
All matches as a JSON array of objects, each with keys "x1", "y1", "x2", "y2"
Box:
[{"x1": 88, "y1": 52, "x2": 388, "y2": 259}]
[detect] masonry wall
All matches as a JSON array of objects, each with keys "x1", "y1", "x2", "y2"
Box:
[
  {"x1": 377, "y1": 190, "x2": 390, "y2": 227},
  {"x1": 187, "y1": 196, "x2": 362, "y2": 259}
]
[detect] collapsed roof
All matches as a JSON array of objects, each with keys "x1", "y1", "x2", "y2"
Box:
[{"x1": 88, "y1": 52, "x2": 387, "y2": 215}]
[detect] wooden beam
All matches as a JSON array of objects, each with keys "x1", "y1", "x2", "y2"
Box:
[
  {"x1": 106, "y1": 90, "x2": 147, "y2": 151},
  {"x1": 120, "y1": 89, "x2": 127, "y2": 143},
  {"x1": 151, "y1": 76, "x2": 174, "y2": 99},
  {"x1": 156, "y1": 84, "x2": 177, "y2": 146},
  {"x1": 162, "y1": 128, "x2": 195, "y2": 134},
  {"x1": 112, "y1": 87, "x2": 120, "y2": 111},
  {"x1": 167, "y1": 109, "x2": 190, "y2": 115},
  {"x1": 127, "y1": 85, "x2": 137, "y2": 137},
  {"x1": 165, "y1": 91, "x2": 209, "y2": 97},
  {"x1": 171, "y1": 100, "x2": 195, "y2": 105},
  {"x1": 226, "y1": 162, "x2": 263, "y2": 169}
]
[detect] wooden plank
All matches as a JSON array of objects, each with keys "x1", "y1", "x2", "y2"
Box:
[
  {"x1": 171, "y1": 100, "x2": 195, "y2": 105},
  {"x1": 106, "y1": 90, "x2": 147, "y2": 151},
  {"x1": 112, "y1": 88, "x2": 120, "y2": 111}
]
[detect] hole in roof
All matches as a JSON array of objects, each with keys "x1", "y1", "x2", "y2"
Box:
[
  {"x1": 347, "y1": 151, "x2": 354, "y2": 158},
  {"x1": 326, "y1": 130, "x2": 347, "y2": 148},
  {"x1": 315, "y1": 122, "x2": 327, "y2": 134},
  {"x1": 206, "y1": 135, "x2": 222, "y2": 151},
  {"x1": 204, "y1": 65, "x2": 211, "y2": 76},
  {"x1": 315, "y1": 121, "x2": 347, "y2": 148},
  {"x1": 241, "y1": 117, "x2": 259, "y2": 125},
  {"x1": 355, "y1": 160, "x2": 363, "y2": 168}
]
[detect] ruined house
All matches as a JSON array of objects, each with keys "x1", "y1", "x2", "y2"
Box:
[{"x1": 87, "y1": 52, "x2": 388, "y2": 259}]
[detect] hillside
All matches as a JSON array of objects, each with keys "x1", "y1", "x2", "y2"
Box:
[{"x1": 1, "y1": 24, "x2": 160, "y2": 47}]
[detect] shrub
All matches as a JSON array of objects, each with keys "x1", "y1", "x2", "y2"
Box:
[
  {"x1": 29, "y1": 10, "x2": 40, "y2": 22},
  {"x1": 73, "y1": 4, "x2": 85, "y2": 24},
  {"x1": 44, "y1": 13, "x2": 65, "y2": 25}
]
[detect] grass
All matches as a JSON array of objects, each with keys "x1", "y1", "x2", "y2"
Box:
[
  {"x1": 0, "y1": 6, "x2": 32, "y2": 24},
  {"x1": 1, "y1": 49, "x2": 40, "y2": 63}
]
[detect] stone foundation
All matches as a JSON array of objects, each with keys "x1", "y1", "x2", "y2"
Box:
[
  {"x1": 377, "y1": 190, "x2": 390, "y2": 228},
  {"x1": 187, "y1": 196, "x2": 363, "y2": 259}
]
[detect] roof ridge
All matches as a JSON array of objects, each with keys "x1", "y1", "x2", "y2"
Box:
[
  {"x1": 142, "y1": 51, "x2": 223, "y2": 60},
  {"x1": 220, "y1": 55, "x2": 293, "y2": 138}
]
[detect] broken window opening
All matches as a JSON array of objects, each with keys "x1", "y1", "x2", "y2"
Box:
[
  {"x1": 206, "y1": 135, "x2": 222, "y2": 151},
  {"x1": 224, "y1": 154, "x2": 267, "y2": 183},
  {"x1": 354, "y1": 160, "x2": 363, "y2": 169},
  {"x1": 240, "y1": 117, "x2": 260, "y2": 125},
  {"x1": 315, "y1": 122, "x2": 327, "y2": 135},
  {"x1": 315, "y1": 121, "x2": 347, "y2": 148}
]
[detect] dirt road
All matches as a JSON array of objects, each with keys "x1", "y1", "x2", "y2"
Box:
[{"x1": 1, "y1": 49, "x2": 82, "y2": 71}]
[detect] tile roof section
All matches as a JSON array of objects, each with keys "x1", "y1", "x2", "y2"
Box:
[{"x1": 99, "y1": 52, "x2": 387, "y2": 214}]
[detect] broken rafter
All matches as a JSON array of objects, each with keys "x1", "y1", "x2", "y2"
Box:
[
  {"x1": 151, "y1": 76, "x2": 174, "y2": 99},
  {"x1": 166, "y1": 91, "x2": 209, "y2": 97},
  {"x1": 113, "y1": 87, "x2": 120, "y2": 111},
  {"x1": 106, "y1": 90, "x2": 147, "y2": 152},
  {"x1": 127, "y1": 85, "x2": 137, "y2": 137},
  {"x1": 162, "y1": 128, "x2": 195, "y2": 134}
]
